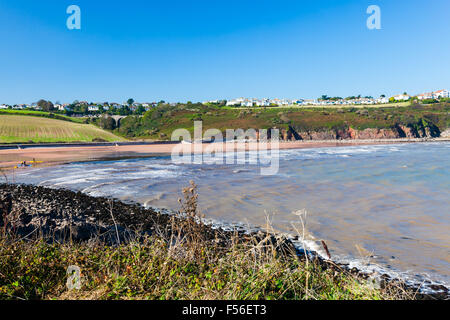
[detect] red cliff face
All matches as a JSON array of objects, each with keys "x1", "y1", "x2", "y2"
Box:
[
  {"x1": 398, "y1": 125, "x2": 417, "y2": 138},
  {"x1": 262, "y1": 124, "x2": 443, "y2": 141},
  {"x1": 347, "y1": 128, "x2": 400, "y2": 139},
  {"x1": 297, "y1": 130, "x2": 336, "y2": 140}
]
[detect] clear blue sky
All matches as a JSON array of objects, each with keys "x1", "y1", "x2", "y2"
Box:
[{"x1": 0, "y1": 0, "x2": 449, "y2": 104}]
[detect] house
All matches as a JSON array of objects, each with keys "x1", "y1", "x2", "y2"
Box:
[
  {"x1": 54, "y1": 104, "x2": 66, "y2": 111},
  {"x1": 302, "y1": 99, "x2": 317, "y2": 105},
  {"x1": 88, "y1": 106, "x2": 99, "y2": 112},
  {"x1": 0, "y1": 104, "x2": 8, "y2": 109},
  {"x1": 226, "y1": 98, "x2": 242, "y2": 106},
  {"x1": 417, "y1": 92, "x2": 434, "y2": 100},
  {"x1": 433, "y1": 89, "x2": 449, "y2": 99},
  {"x1": 393, "y1": 94, "x2": 410, "y2": 101},
  {"x1": 242, "y1": 100, "x2": 254, "y2": 107},
  {"x1": 376, "y1": 97, "x2": 389, "y2": 104},
  {"x1": 255, "y1": 99, "x2": 271, "y2": 107}
]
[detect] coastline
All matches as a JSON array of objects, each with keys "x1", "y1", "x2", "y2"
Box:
[
  {"x1": 2, "y1": 140, "x2": 449, "y2": 299},
  {"x1": 1, "y1": 137, "x2": 449, "y2": 170},
  {"x1": 1, "y1": 183, "x2": 448, "y2": 300}
]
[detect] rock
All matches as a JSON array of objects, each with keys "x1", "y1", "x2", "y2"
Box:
[
  {"x1": 0, "y1": 183, "x2": 168, "y2": 244},
  {"x1": 440, "y1": 129, "x2": 450, "y2": 138}
]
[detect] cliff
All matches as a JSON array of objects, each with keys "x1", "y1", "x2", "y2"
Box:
[{"x1": 277, "y1": 122, "x2": 443, "y2": 141}]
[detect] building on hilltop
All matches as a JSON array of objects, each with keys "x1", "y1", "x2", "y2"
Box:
[
  {"x1": 392, "y1": 94, "x2": 411, "y2": 101},
  {"x1": 433, "y1": 89, "x2": 449, "y2": 99}
]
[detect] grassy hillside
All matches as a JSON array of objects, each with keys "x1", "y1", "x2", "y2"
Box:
[
  {"x1": 0, "y1": 115, "x2": 125, "y2": 143},
  {"x1": 115, "y1": 102, "x2": 450, "y2": 139}
]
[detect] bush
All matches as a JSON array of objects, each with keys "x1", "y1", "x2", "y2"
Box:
[
  {"x1": 421, "y1": 99, "x2": 438, "y2": 104},
  {"x1": 98, "y1": 116, "x2": 116, "y2": 130}
]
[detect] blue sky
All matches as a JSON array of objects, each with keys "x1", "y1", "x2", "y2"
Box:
[{"x1": 0, "y1": 0, "x2": 449, "y2": 104}]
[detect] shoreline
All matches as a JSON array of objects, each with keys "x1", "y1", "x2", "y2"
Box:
[
  {"x1": 0, "y1": 183, "x2": 448, "y2": 300},
  {"x1": 1, "y1": 138, "x2": 449, "y2": 170}
]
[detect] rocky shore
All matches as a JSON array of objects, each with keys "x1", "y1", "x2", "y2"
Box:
[
  {"x1": 0, "y1": 183, "x2": 214, "y2": 245},
  {"x1": 0, "y1": 183, "x2": 448, "y2": 299}
]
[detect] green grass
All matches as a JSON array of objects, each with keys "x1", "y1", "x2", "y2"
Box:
[
  {"x1": 0, "y1": 115, "x2": 126, "y2": 143},
  {"x1": 115, "y1": 102, "x2": 450, "y2": 139},
  {"x1": 0, "y1": 109, "x2": 84, "y2": 123}
]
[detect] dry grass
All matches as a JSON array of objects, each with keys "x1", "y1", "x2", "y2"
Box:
[
  {"x1": 0, "y1": 182, "x2": 411, "y2": 300},
  {"x1": 0, "y1": 115, "x2": 125, "y2": 143}
]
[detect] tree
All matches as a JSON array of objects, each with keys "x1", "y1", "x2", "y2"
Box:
[
  {"x1": 37, "y1": 99, "x2": 54, "y2": 112},
  {"x1": 127, "y1": 98, "x2": 134, "y2": 106},
  {"x1": 98, "y1": 116, "x2": 116, "y2": 130},
  {"x1": 134, "y1": 105, "x2": 145, "y2": 115},
  {"x1": 119, "y1": 105, "x2": 131, "y2": 116}
]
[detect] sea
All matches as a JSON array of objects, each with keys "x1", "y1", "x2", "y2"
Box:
[{"x1": 11, "y1": 142, "x2": 450, "y2": 292}]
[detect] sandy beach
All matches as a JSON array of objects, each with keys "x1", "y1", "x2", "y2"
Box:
[{"x1": 0, "y1": 138, "x2": 446, "y2": 170}]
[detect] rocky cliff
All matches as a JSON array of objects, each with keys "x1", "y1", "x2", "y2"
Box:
[{"x1": 276, "y1": 122, "x2": 443, "y2": 141}]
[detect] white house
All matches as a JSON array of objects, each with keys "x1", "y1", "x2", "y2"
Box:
[
  {"x1": 375, "y1": 97, "x2": 389, "y2": 104},
  {"x1": 433, "y1": 89, "x2": 449, "y2": 99},
  {"x1": 0, "y1": 104, "x2": 8, "y2": 109},
  {"x1": 302, "y1": 99, "x2": 317, "y2": 105},
  {"x1": 393, "y1": 94, "x2": 410, "y2": 101},
  {"x1": 88, "y1": 106, "x2": 99, "y2": 112},
  {"x1": 226, "y1": 98, "x2": 244, "y2": 106},
  {"x1": 242, "y1": 100, "x2": 254, "y2": 107},
  {"x1": 417, "y1": 92, "x2": 434, "y2": 100},
  {"x1": 255, "y1": 99, "x2": 271, "y2": 107},
  {"x1": 226, "y1": 100, "x2": 239, "y2": 106}
]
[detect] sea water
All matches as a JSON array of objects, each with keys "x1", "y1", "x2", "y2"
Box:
[{"x1": 12, "y1": 142, "x2": 450, "y2": 290}]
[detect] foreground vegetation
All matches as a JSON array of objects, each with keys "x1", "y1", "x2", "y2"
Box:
[
  {"x1": 0, "y1": 183, "x2": 409, "y2": 300},
  {"x1": 0, "y1": 115, "x2": 125, "y2": 143}
]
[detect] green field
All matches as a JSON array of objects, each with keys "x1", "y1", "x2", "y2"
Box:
[
  {"x1": 0, "y1": 115, "x2": 125, "y2": 143},
  {"x1": 0, "y1": 109, "x2": 84, "y2": 123}
]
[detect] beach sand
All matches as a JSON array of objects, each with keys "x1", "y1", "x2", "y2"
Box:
[{"x1": 0, "y1": 138, "x2": 444, "y2": 170}]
